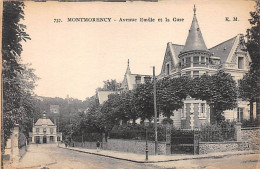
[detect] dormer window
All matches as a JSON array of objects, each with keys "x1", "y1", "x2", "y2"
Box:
[
  {"x1": 238, "y1": 57, "x2": 244, "y2": 69},
  {"x1": 166, "y1": 63, "x2": 170, "y2": 75},
  {"x1": 135, "y1": 75, "x2": 141, "y2": 84}
]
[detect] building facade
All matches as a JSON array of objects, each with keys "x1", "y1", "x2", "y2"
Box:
[
  {"x1": 29, "y1": 112, "x2": 62, "y2": 144},
  {"x1": 97, "y1": 6, "x2": 252, "y2": 129},
  {"x1": 158, "y1": 6, "x2": 251, "y2": 129}
]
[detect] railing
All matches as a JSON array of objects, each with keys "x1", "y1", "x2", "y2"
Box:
[{"x1": 200, "y1": 127, "x2": 236, "y2": 142}]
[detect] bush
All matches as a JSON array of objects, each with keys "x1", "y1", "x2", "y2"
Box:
[
  {"x1": 72, "y1": 133, "x2": 102, "y2": 142},
  {"x1": 161, "y1": 118, "x2": 173, "y2": 125},
  {"x1": 241, "y1": 119, "x2": 260, "y2": 128},
  {"x1": 109, "y1": 124, "x2": 166, "y2": 141}
]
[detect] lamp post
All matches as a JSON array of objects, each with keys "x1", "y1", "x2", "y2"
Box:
[{"x1": 144, "y1": 118, "x2": 149, "y2": 161}]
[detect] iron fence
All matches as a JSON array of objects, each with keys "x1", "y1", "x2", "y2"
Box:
[{"x1": 199, "y1": 126, "x2": 236, "y2": 142}]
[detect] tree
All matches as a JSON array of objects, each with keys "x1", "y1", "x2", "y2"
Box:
[
  {"x1": 157, "y1": 76, "x2": 189, "y2": 119},
  {"x1": 189, "y1": 71, "x2": 238, "y2": 124},
  {"x1": 239, "y1": 0, "x2": 260, "y2": 122},
  {"x1": 2, "y1": 1, "x2": 37, "y2": 150},
  {"x1": 120, "y1": 91, "x2": 138, "y2": 124},
  {"x1": 97, "y1": 79, "x2": 121, "y2": 91},
  {"x1": 132, "y1": 82, "x2": 154, "y2": 121}
]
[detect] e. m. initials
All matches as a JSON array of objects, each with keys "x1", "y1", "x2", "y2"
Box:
[{"x1": 225, "y1": 17, "x2": 239, "y2": 22}]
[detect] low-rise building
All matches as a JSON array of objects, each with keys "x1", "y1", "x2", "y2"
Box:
[{"x1": 29, "y1": 112, "x2": 62, "y2": 144}]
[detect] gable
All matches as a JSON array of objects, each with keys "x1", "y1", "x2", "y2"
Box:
[{"x1": 160, "y1": 43, "x2": 183, "y2": 75}]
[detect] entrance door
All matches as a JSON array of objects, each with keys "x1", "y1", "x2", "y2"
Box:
[
  {"x1": 35, "y1": 136, "x2": 40, "y2": 144},
  {"x1": 50, "y1": 136, "x2": 54, "y2": 142},
  {"x1": 43, "y1": 136, "x2": 47, "y2": 143}
]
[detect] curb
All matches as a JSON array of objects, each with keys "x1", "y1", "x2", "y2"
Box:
[{"x1": 58, "y1": 146, "x2": 258, "y2": 163}]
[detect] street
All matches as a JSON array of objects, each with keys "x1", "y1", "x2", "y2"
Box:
[
  {"x1": 10, "y1": 144, "x2": 156, "y2": 169},
  {"x1": 151, "y1": 153, "x2": 260, "y2": 169},
  {"x1": 7, "y1": 144, "x2": 260, "y2": 169}
]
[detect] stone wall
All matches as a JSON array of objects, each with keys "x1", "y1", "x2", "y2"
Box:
[
  {"x1": 241, "y1": 127, "x2": 260, "y2": 150},
  {"x1": 104, "y1": 139, "x2": 166, "y2": 155},
  {"x1": 199, "y1": 141, "x2": 249, "y2": 154},
  {"x1": 73, "y1": 141, "x2": 97, "y2": 149},
  {"x1": 74, "y1": 139, "x2": 167, "y2": 155}
]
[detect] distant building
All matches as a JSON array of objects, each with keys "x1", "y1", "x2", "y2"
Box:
[
  {"x1": 50, "y1": 105, "x2": 60, "y2": 114},
  {"x1": 97, "y1": 59, "x2": 152, "y2": 105},
  {"x1": 29, "y1": 112, "x2": 62, "y2": 144},
  {"x1": 97, "y1": 91, "x2": 119, "y2": 104},
  {"x1": 121, "y1": 59, "x2": 152, "y2": 91}
]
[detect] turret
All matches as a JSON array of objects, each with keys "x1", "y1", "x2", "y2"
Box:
[{"x1": 178, "y1": 5, "x2": 212, "y2": 76}]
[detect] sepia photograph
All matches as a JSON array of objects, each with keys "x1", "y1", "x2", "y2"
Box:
[{"x1": 1, "y1": 0, "x2": 259, "y2": 169}]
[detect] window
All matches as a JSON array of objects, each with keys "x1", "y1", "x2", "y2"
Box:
[
  {"x1": 36, "y1": 128, "x2": 39, "y2": 133},
  {"x1": 201, "y1": 103, "x2": 205, "y2": 114},
  {"x1": 201, "y1": 56, "x2": 205, "y2": 64},
  {"x1": 237, "y1": 108, "x2": 244, "y2": 122},
  {"x1": 43, "y1": 128, "x2": 46, "y2": 133},
  {"x1": 50, "y1": 136, "x2": 54, "y2": 142},
  {"x1": 57, "y1": 136, "x2": 61, "y2": 141},
  {"x1": 193, "y1": 71, "x2": 199, "y2": 78},
  {"x1": 206, "y1": 57, "x2": 209, "y2": 64},
  {"x1": 135, "y1": 75, "x2": 141, "y2": 84},
  {"x1": 186, "y1": 57, "x2": 191, "y2": 67},
  {"x1": 193, "y1": 56, "x2": 199, "y2": 65},
  {"x1": 166, "y1": 63, "x2": 170, "y2": 75},
  {"x1": 50, "y1": 128, "x2": 53, "y2": 134},
  {"x1": 186, "y1": 71, "x2": 191, "y2": 77},
  {"x1": 182, "y1": 58, "x2": 185, "y2": 67},
  {"x1": 238, "y1": 57, "x2": 244, "y2": 69}
]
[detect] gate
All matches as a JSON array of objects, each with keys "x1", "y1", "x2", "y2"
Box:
[{"x1": 171, "y1": 129, "x2": 199, "y2": 154}]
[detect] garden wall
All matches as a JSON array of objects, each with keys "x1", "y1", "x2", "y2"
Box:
[
  {"x1": 73, "y1": 139, "x2": 167, "y2": 155},
  {"x1": 241, "y1": 127, "x2": 260, "y2": 150},
  {"x1": 104, "y1": 139, "x2": 167, "y2": 155},
  {"x1": 73, "y1": 141, "x2": 97, "y2": 149},
  {"x1": 199, "y1": 141, "x2": 249, "y2": 154}
]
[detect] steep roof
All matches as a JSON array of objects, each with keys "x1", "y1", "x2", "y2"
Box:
[
  {"x1": 171, "y1": 44, "x2": 184, "y2": 57},
  {"x1": 125, "y1": 59, "x2": 131, "y2": 75},
  {"x1": 209, "y1": 36, "x2": 237, "y2": 63},
  {"x1": 35, "y1": 118, "x2": 55, "y2": 126},
  {"x1": 181, "y1": 6, "x2": 208, "y2": 53}
]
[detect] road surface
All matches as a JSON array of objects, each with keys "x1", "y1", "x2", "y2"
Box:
[{"x1": 8, "y1": 144, "x2": 260, "y2": 169}]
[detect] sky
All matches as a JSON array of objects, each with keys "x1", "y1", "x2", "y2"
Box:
[{"x1": 21, "y1": 0, "x2": 255, "y2": 100}]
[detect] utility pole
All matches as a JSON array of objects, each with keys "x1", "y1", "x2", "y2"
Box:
[
  {"x1": 1, "y1": 0, "x2": 4, "y2": 168},
  {"x1": 153, "y1": 66, "x2": 158, "y2": 155}
]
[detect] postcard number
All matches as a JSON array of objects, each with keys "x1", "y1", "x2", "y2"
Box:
[{"x1": 54, "y1": 19, "x2": 62, "y2": 23}]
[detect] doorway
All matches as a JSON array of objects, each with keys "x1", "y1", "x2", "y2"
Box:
[
  {"x1": 43, "y1": 136, "x2": 47, "y2": 144},
  {"x1": 35, "y1": 136, "x2": 40, "y2": 144}
]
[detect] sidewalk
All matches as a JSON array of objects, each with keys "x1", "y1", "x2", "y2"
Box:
[{"x1": 59, "y1": 144, "x2": 259, "y2": 163}]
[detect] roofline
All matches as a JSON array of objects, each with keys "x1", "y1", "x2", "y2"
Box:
[
  {"x1": 130, "y1": 73, "x2": 152, "y2": 77},
  {"x1": 171, "y1": 43, "x2": 184, "y2": 47},
  {"x1": 209, "y1": 35, "x2": 238, "y2": 50}
]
